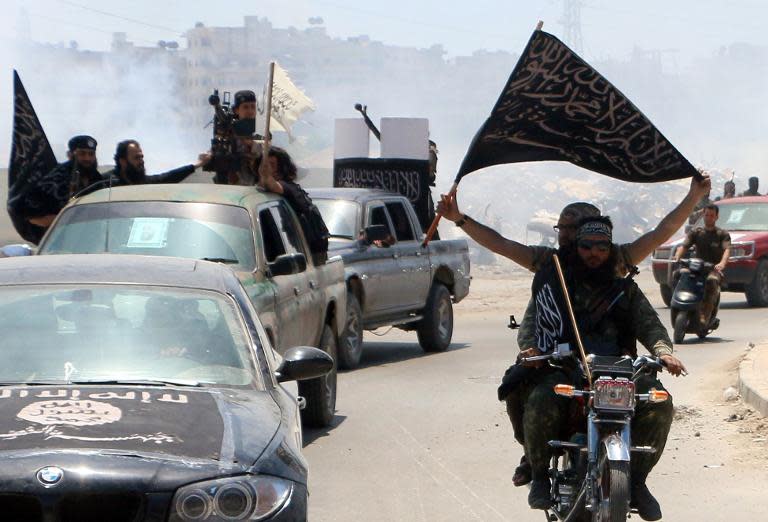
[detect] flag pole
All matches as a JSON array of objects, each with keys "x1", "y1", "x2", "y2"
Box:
[
  {"x1": 421, "y1": 182, "x2": 457, "y2": 247},
  {"x1": 553, "y1": 253, "x2": 593, "y2": 387},
  {"x1": 263, "y1": 61, "x2": 276, "y2": 155}
]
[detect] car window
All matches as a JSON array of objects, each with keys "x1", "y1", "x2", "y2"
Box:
[
  {"x1": 314, "y1": 199, "x2": 358, "y2": 239},
  {"x1": 369, "y1": 205, "x2": 395, "y2": 237},
  {"x1": 385, "y1": 201, "x2": 415, "y2": 241},
  {"x1": 274, "y1": 203, "x2": 306, "y2": 256},
  {"x1": 0, "y1": 285, "x2": 262, "y2": 388},
  {"x1": 41, "y1": 202, "x2": 256, "y2": 270},
  {"x1": 259, "y1": 207, "x2": 287, "y2": 263}
]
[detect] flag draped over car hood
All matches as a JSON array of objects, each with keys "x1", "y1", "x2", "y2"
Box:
[
  {"x1": 7, "y1": 70, "x2": 57, "y2": 243},
  {"x1": 455, "y1": 29, "x2": 698, "y2": 183}
]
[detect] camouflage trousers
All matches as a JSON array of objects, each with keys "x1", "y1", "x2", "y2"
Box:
[{"x1": 520, "y1": 370, "x2": 674, "y2": 481}]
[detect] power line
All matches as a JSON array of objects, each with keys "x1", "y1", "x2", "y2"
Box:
[{"x1": 58, "y1": 0, "x2": 185, "y2": 35}]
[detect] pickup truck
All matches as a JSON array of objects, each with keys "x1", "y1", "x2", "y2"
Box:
[
  {"x1": 308, "y1": 188, "x2": 471, "y2": 369},
  {"x1": 24, "y1": 184, "x2": 347, "y2": 427},
  {"x1": 651, "y1": 195, "x2": 768, "y2": 307}
]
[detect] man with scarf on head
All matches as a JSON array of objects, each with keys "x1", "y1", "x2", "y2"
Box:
[
  {"x1": 9, "y1": 135, "x2": 103, "y2": 232},
  {"x1": 519, "y1": 216, "x2": 685, "y2": 520},
  {"x1": 103, "y1": 140, "x2": 211, "y2": 187},
  {"x1": 438, "y1": 175, "x2": 709, "y2": 486}
]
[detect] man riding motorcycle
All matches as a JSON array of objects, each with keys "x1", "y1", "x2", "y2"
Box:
[
  {"x1": 517, "y1": 216, "x2": 686, "y2": 521},
  {"x1": 673, "y1": 203, "x2": 731, "y2": 327}
]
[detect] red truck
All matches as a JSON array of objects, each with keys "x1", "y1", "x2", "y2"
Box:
[{"x1": 651, "y1": 195, "x2": 768, "y2": 307}]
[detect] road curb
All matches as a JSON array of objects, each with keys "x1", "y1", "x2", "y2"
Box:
[{"x1": 738, "y1": 340, "x2": 768, "y2": 417}]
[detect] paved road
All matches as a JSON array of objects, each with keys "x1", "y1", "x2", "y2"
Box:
[{"x1": 304, "y1": 271, "x2": 768, "y2": 521}]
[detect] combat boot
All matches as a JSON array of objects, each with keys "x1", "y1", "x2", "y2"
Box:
[
  {"x1": 512, "y1": 455, "x2": 532, "y2": 487},
  {"x1": 630, "y1": 481, "x2": 662, "y2": 521},
  {"x1": 527, "y1": 476, "x2": 552, "y2": 510}
]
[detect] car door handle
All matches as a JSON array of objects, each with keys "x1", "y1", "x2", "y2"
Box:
[
  {"x1": 309, "y1": 280, "x2": 317, "y2": 289},
  {"x1": 392, "y1": 253, "x2": 400, "y2": 259},
  {"x1": 415, "y1": 251, "x2": 423, "y2": 257},
  {"x1": 293, "y1": 287, "x2": 300, "y2": 296}
]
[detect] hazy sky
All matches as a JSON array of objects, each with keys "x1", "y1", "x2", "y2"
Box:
[{"x1": 4, "y1": 0, "x2": 767, "y2": 62}]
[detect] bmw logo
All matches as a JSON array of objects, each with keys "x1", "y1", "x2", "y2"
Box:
[{"x1": 36, "y1": 467, "x2": 64, "y2": 487}]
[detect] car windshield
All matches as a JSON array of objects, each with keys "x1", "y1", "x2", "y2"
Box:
[
  {"x1": 0, "y1": 285, "x2": 261, "y2": 388},
  {"x1": 314, "y1": 199, "x2": 358, "y2": 239},
  {"x1": 40, "y1": 202, "x2": 256, "y2": 270},
  {"x1": 693, "y1": 202, "x2": 768, "y2": 232}
]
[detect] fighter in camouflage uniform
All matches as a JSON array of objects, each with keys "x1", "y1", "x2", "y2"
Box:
[{"x1": 518, "y1": 217, "x2": 686, "y2": 521}]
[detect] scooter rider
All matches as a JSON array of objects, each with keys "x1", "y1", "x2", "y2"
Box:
[
  {"x1": 519, "y1": 216, "x2": 686, "y2": 521},
  {"x1": 673, "y1": 203, "x2": 731, "y2": 327}
]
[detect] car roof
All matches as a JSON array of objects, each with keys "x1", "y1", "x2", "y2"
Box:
[
  {"x1": 716, "y1": 195, "x2": 768, "y2": 205},
  {"x1": 307, "y1": 187, "x2": 403, "y2": 202},
  {"x1": 72, "y1": 183, "x2": 282, "y2": 207},
  {"x1": 0, "y1": 254, "x2": 240, "y2": 293}
]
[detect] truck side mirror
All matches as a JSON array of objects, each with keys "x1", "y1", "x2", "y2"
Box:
[{"x1": 267, "y1": 253, "x2": 307, "y2": 277}]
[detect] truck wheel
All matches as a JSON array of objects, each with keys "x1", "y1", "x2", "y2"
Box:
[
  {"x1": 417, "y1": 283, "x2": 453, "y2": 352},
  {"x1": 673, "y1": 311, "x2": 687, "y2": 344},
  {"x1": 338, "y1": 292, "x2": 364, "y2": 370},
  {"x1": 298, "y1": 324, "x2": 337, "y2": 428},
  {"x1": 659, "y1": 284, "x2": 672, "y2": 307},
  {"x1": 745, "y1": 259, "x2": 768, "y2": 307}
]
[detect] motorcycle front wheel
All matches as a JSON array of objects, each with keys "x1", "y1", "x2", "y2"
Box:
[{"x1": 593, "y1": 454, "x2": 630, "y2": 522}]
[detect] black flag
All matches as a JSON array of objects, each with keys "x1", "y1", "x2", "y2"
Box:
[
  {"x1": 456, "y1": 29, "x2": 698, "y2": 183},
  {"x1": 7, "y1": 70, "x2": 57, "y2": 243}
]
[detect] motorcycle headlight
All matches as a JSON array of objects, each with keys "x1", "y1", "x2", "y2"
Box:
[
  {"x1": 170, "y1": 475, "x2": 292, "y2": 521},
  {"x1": 593, "y1": 378, "x2": 635, "y2": 411}
]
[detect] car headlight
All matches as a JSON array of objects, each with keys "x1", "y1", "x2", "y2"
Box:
[
  {"x1": 170, "y1": 475, "x2": 292, "y2": 521},
  {"x1": 593, "y1": 377, "x2": 635, "y2": 411},
  {"x1": 730, "y1": 241, "x2": 755, "y2": 259},
  {"x1": 652, "y1": 247, "x2": 672, "y2": 260}
]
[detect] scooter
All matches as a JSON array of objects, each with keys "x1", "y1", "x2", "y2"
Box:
[{"x1": 670, "y1": 258, "x2": 720, "y2": 343}]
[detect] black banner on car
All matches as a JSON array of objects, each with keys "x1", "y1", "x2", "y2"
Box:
[
  {"x1": 333, "y1": 158, "x2": 431, "y2": 232},
  {"x1": 0, "y1": 387, "x2": 225, "y2": 460}
]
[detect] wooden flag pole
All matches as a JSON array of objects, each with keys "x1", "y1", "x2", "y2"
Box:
[
  {"x1": 421, "y1": 182, "x2": 457, "y2": 247},
  {"x1": 263, "y1": 61, "x2": 276, "y2": 156},
  {"x1": 553, "y1": 253, "x2": 592, "y2": 387}
]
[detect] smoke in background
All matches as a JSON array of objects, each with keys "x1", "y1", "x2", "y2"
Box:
[{"x1": 1, "y1": 15, "x2": 766, "y2": 248}]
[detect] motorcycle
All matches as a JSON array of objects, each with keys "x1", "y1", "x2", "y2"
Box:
[
  {"x1": 670, "y1": 257, "x2": 720, "y2": 343},
  {"x1": 522, "y1": 344, "x2": 670, "y2": 522}
]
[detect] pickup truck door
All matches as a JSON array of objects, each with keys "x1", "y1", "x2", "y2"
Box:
[
  {"x1": 256, "y1": 202, "x2": 313, "y2": 352},
  {"x1": 384, "y1": 200, "x2": 431, "y2": 310},
  {"x1": 359, "y1": 202, "x2": 402, "y2": 315},
  {"x1": 272, "y1": 201, "x2": 323, "y2": 346}
]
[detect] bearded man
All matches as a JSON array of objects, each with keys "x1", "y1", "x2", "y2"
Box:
[
  {"x1": 104, "y1": 140, "x2": 210, "y2": 187},
  {"x1": 519, "y1": 216, "x2": 685, "y2": 521}
]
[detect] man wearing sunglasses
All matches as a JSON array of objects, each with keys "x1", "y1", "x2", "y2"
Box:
[{"x1": 520, "y1": 216, "x2": 685, "y2": 519}]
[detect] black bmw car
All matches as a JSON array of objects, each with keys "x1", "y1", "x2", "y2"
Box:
[{"x1": 0, "y1": 254, "x2": 332, "y2": 521}]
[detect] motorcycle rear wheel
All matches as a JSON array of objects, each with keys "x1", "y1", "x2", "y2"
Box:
[
  {"x1": 593, "y1": 457, "x2": 630, "y2": 522},
  {"x1": 673, "y1": 311, "x2": 688, "y2": 344}
]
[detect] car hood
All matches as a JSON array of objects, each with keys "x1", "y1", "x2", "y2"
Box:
[{"x1": 0, "y1": 385, "x2": 280, "y2": 466}]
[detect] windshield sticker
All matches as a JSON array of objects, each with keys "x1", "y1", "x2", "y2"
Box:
[
  {"x1": 725, "y1": 209, "x2": 746, "y2": 224},
  {"x1": 126, "y1": 218, "x2": 170, "y2": 248}
]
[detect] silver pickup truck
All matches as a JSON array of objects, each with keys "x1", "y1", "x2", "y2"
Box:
[
  {"x1": 308, "y1": 188, "x2": 471, "y2": 369},
  {"x1": 27, "y1": 184, "x2": 346, "y2": 428}
]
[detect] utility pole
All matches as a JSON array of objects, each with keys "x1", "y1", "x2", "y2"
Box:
[{"x1": 560, "y1": 0, "x2": 583, "y2": 55}]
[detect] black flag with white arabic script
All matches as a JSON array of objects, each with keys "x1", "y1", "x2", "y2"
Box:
[
  {"x1": 7, "y1": 70, "x2": 57, "y2": 243},
  {"x1": 456, "y1": 29, "x2": 698, "y2": 183}
]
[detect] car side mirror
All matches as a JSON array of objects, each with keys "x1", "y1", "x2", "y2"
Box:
[
  {"x1": 276, "y1": 346, "x2": 334, "y2": 383},
  {"x1": 363, "y1": 224, "x2": 389, "y2": 244},
  {"x1": 0, "y1": 244, "x2": 34, "y2": 258},
  {"x1": 267, "y1": 252, "x2": 307, "y2": 277}
]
